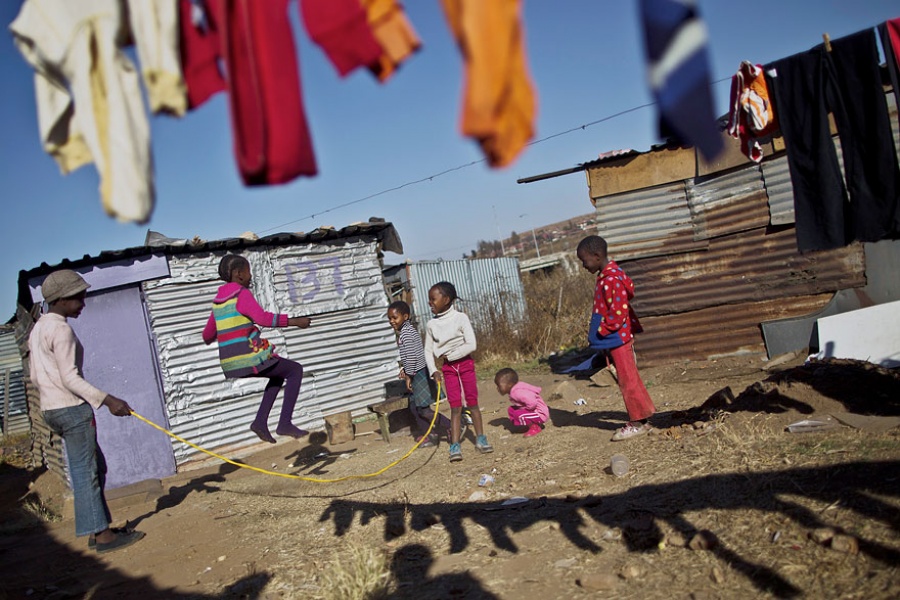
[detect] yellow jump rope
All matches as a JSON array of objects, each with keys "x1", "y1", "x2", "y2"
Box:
[{"x1": 129, "y1": 382, "x2": 442, "y2": 483}]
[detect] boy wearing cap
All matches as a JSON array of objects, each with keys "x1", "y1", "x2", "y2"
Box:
[{"x1": 29, "y1": 269, "x2": 144, "y2": 553}]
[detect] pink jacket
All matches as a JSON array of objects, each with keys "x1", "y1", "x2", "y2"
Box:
[{"x1": 509, "y1": 381, "x2": 549, "y2": 422}]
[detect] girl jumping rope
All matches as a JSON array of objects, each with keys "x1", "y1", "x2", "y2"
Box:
[
  {"x1": 424, "y1": 281, "x2": 493, "y2": 462},
  {"x1": 203, "y1": 254, "x2": 312, "y2": 443}
]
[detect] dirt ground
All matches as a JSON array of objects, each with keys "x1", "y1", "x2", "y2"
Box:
[{"x1": 2, "y1": 353, "x2": 899, "y2": 600}]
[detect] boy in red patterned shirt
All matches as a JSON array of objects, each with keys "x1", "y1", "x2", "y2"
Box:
[{"x1": 576, "y1": 235, "x2": 656, "y2": 441}]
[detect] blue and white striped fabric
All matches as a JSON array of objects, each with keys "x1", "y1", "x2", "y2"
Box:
[{"x1": 639, "y1": 0, "x2": 723, "y2": 161}]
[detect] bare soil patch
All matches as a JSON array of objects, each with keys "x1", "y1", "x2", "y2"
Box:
[{"x1": 2, "y1": 355, "x2": 899, "y2": 599}]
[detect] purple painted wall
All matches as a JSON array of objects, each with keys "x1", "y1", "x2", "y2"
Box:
[{"x1": 69, "y1": 285, "x2": 175, "y2": 489}]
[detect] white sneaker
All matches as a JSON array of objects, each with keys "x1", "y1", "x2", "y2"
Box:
[{"x1": 611, "y1": 422, "x2": 651, "y2": 442}]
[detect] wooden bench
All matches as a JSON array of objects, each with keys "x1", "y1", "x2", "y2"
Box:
[
  {"x1": 368, "y1": 396, "x2": 409, "y2": 443},
  {"x1": 368, "y1": 380, "x2": 411, "y2": 443}
]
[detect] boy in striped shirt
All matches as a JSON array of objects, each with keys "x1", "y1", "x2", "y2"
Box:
[{"x1": 388, "y1": 301, "x2": 451, "y2": 447}]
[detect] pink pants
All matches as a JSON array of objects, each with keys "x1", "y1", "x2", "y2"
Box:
[
  {"x1": 508, "y1": 406, "x2": 545, "y2": 426},
  {"x1": 610, "y1": 341, "x2": 656, "y2": 422},
  {"x1": 441, "y1": 356, "x2": 478, "y2": 409}
]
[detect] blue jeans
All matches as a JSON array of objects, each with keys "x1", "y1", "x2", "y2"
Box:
[{"x1": 42, "y1": 403, "x2": 111, "y2": 537}]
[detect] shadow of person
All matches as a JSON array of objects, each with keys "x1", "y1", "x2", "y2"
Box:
[
  {"x1": 386, "y1": 543, "x2": 500, "y2": 599},
  {"x1": 284, "y1": 431, "x2": 356, "y2": 476},
  {"x1": 0, "y1": 463, "x2": 270, "y2": 598},
  {"x1": 547, "y1": 406, "x2": 626, "y2": 430},
  {"x1": 320, "y1": 460, "x2": 900, "y2": 598},
  {"x1": 129, "y1": 462, "x2": 241, "y2": 528}
]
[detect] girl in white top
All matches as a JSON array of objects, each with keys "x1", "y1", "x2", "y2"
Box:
[{"x1": 424, "y1": 282, "x2": 493, "y2": 462}]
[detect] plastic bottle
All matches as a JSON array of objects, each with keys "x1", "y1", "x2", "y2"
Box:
[{"x1": 610, "y1": 454, "x2": 629, "y2": 477}]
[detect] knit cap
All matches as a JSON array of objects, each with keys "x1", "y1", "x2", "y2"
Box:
[{"x1": 41, "y1": 270, "x2": 90, "y2": 303}]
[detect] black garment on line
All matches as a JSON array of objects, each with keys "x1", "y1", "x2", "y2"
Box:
[{"x1": 766, "y1": 29, "x2": 900, "y2": 252}]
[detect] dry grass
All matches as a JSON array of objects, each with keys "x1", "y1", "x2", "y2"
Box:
[
  {"x1": 316, "y1": 543, "x2": 392, "y2": 600},
  {"x1": 0, "y1": 496, "x2": 61, "y2": 535},
  {"x1": 476, "y1": 266, "x2": 594, "y2": 366}
]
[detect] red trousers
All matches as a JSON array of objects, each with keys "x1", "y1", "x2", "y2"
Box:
[
  {"x1": 441, "y1": 356, "x2": 478, "y2": 409},
  {"x1": 610, "y1": 341, "x2": 655, "y2": 422}
]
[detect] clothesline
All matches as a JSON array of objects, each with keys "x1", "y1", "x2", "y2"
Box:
[{"x1": 10, "y1": 0, "x2": 724, "y2": 227}]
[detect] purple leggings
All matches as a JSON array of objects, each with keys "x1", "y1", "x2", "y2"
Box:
[{"x1": 249, "y1": 357, "x2": 304, "y2": 427}]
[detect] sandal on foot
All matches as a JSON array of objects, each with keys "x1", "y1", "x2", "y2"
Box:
[
  {"x1": 96, "y1": 530, "x2": 145, "y2": 554},
  {"x1": 250, "y1": 424, "x2": 276, "y2": 444},
  {"x1": 89, "y1": 526, "x2": 128, "y2": 548}
]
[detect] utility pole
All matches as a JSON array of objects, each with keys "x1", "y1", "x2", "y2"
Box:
[
  {"x1": 493, "y1": 205, "x2": 505, "y2": 256},
  {"x1": 530, "y1": 228, "x2": 541, "y2": 258}
]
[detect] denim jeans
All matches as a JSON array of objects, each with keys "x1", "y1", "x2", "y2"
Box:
[{"x1": 42, "y1": 403, "x2": 111, "y2": 537}]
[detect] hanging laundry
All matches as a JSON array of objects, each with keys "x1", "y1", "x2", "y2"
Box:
[
  {"x1": 10, "y1": 0, "x2": 154, "y2": 223},
  {"x1": 766, "y1": 29, "x2": 900, "y2": 251},
  {"x1": 360, "y1": 0, "x2": 422, "y2": 82},
  {"x1": 726, "y1": 61, "x2": 777, "y2": 163},
  {"x1": 300, "y1": 0, "x2": 383, "y2": 77},
  {"x1": 127, "y1": 1, "x2": 187, "y2": 116},
  {"x1": 440, "y1": 0, "x2": 537, "y2": 168},
  {"x1": 638, "y1": 0, "x2": 723, "y2": 162},
  {"x1": 178, "y1": 0, "x2": 226, "y2": 109},
  {"x1": 179, "y1": 0, "x2": 318, "y2": 185},
  {"x1": 878, "y1": 18, "x2": 900, "y2": 138}
]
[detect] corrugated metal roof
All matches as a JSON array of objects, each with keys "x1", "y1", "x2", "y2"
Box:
[
  {"x1": 407, "y1": 258, "x2": 525, "y2": 333},
  {"x1": 596, "y1": 182, "x2": 708, "y2": 261},
  {"x1": 17, "y1": 221, "x2": 402, "y2": 310},
  {"x1": 686, "y1": 164, "x2": 770, "y2": 240},
  {"x1": 624, "y1": 228, "x2": 865, "y2": 317},
  {"x1": 144, "y1": 239, "x2": 398, "y2": 464}
]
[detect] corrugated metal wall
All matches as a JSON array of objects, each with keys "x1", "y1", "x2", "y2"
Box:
[
  {"x1": 686, "y1": 164, "x2": 770, "y2": 240},
  {"x1": 760, "y1": 156, "x2": 794, "y2": 226},
  {"x1": 408, "y1": 258, "x2": 525, "y2": 333},
  {"x1": 14, "y1": 308, "x2": 65, "y2": 475},
  {"x1": 143, "y1": 238, "x2": 398, "y2": 464},
  {"x1": 0, "y1": 329, "x2": 28, "y2": 436},
  {"x1": 588, "y1": 143, "x2": 871, "y2": 365},
  {"x1": 595, "y1": 183, "x2": 707, "y2": 261}
]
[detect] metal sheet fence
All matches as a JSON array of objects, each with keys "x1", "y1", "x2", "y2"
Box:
[{"x1": 408, "y1": 258, "x2": 525, "y2": 333}]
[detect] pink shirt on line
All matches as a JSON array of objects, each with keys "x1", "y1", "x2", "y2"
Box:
[{"x1": 28, "y1": 313, "x2": 107, "y2": 411}]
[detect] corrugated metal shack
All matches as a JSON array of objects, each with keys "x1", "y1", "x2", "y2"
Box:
[
  {"x1": 577, "y1": 99, "x2": 900, "y2": 366},
  {"x1": 0, "y1": 326, "x2": 28, "y2": 437},
  {"x1": 16, "y1": 222, "x2": 404, "y2": 488},
  {"x1": 384, "y1": 258, "x2": 526, "y2": 333}
]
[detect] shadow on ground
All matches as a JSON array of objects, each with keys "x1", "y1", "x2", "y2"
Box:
[
  {"x1": 0, "y1": 464, "x2": 270, "y2": 598},
  {"x1": 319, "y1": 460, "x2": 900, "y2": 598}
]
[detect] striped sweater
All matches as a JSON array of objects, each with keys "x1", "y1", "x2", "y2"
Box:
[{"x1": 202, "y1": 283, "x2": 289, "y2": 378}]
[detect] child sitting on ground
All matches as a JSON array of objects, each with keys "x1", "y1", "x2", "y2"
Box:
[
  {"x1": 494, "y1": 368, "x2": 549, "y2": 437},
  {"x1": 387, "y1": 300, "x2": 451, "y2": 447}
]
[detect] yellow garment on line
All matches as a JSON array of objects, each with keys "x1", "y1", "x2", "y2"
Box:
[
  {"x1": 441, "y1": 0, "x2": 537, "y2": 168},
  {"x1": 361, "y1": 0, "x2": 422, "y2": 82}
]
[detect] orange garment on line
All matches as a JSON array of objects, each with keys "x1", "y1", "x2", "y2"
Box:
[
  {"x1": 360, "y1": 0, "x2": 421, "y2": 82},
  {"x1": 441, "y1": 0, "x2": 537, "y2": 168}
]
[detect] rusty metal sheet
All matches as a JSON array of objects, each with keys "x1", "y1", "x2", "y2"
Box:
[
  {"x1": 596, "y1": 182, "x2": 708, "y2": 262},
  {"x1": 636, "y1": 294, "x2": 836, "y2": 366},
  {"x1": 687, "y1": 164, "x2": 770, "y2": 240},
  {"x1": 623, "y1": 228, "x2": 865, "y2": 317}
]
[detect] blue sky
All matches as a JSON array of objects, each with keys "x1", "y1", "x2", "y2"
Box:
[{"x1": 2, "y1": 1, "x2": 898, "y2": 319}]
